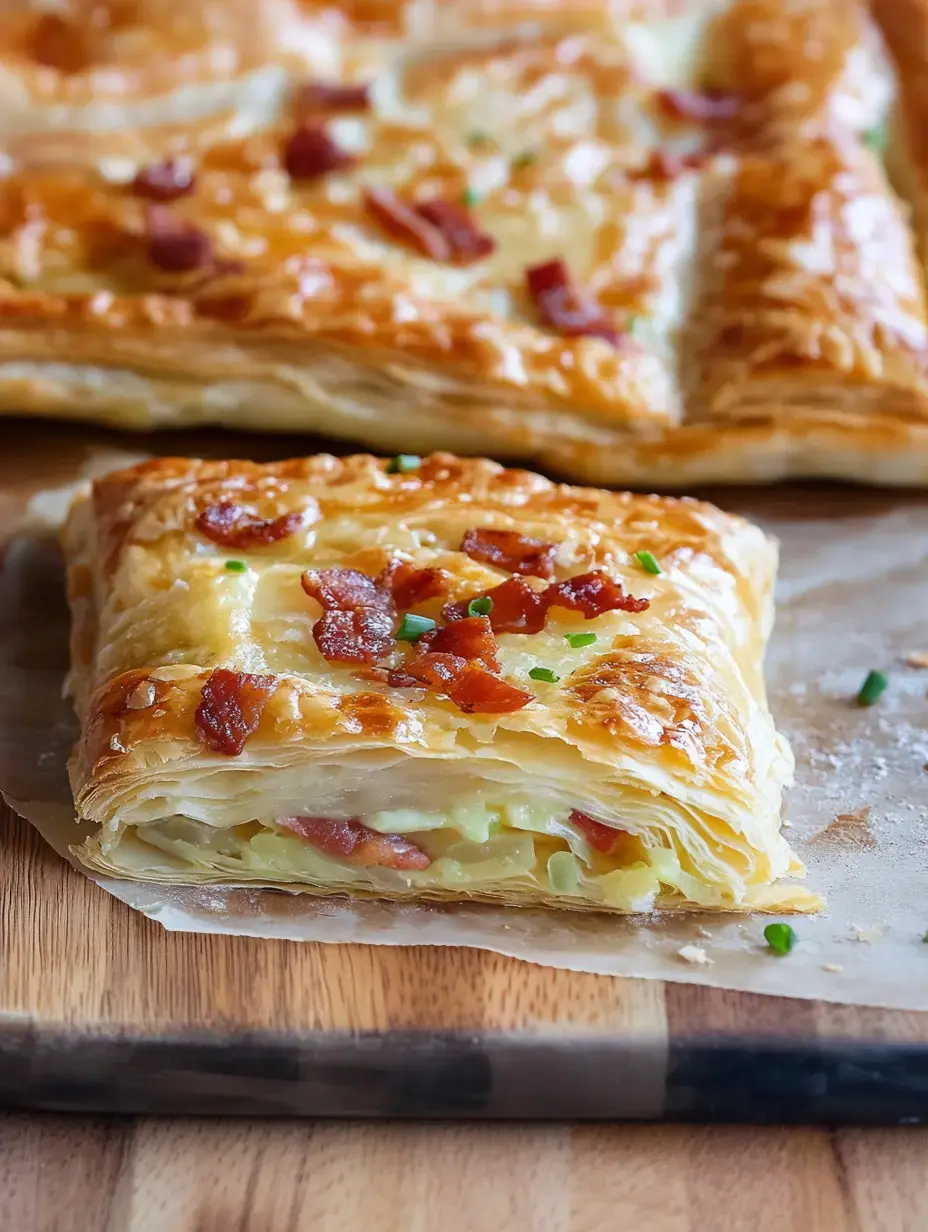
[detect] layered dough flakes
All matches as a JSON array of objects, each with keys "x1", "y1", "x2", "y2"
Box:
[
  {"x1": 62, "y1": 451, "x2": 816, "y2": 912},
  {"x1": 2, "y1": 0, "x2": 928, "y2": 484}
]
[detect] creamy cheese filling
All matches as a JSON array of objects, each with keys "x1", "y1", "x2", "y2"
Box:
[{"x1": 115, "y1": 796, "x2": 735, "y2": 911}]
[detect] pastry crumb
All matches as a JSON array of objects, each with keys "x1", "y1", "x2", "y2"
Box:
[
  {"x1": 677, "y1": 944, "x2": 712, "y2": 965},
  {"x1": 903, "y1": 651, "x2": 928, "y2": 668},
  {"x1": 852, "y1": 924, "x2": 885, "y2": 944},
  {"x1": 822, "y1": 963, "x2": 844, "y2": 973},
  {"x1": 695, "y1": 925, "x2": 713, "y2": 939}
]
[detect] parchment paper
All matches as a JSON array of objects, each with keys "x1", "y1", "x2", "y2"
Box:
[{"x1": 2, "y1": 425, "x2": 927, "y2": 1009}]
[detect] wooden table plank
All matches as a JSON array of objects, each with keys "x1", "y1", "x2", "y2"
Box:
[{"x1": 2, "y1": 1113, "x2": 927, "y2": 1232}]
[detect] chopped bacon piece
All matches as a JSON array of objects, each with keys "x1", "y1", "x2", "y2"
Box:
[
  {"x1": 313, "y1": 609, "x2": 395, "y2": 664},
  {"x1": 132, "y1": 159, "x2": 196, "y2": 202},
  {"x1": 145, "y1": 205, "x2": 213, "y2": 273},
  {"x1": 302, "y1": 568, "x2": 397, "y2": 665},
  {"x1": 448, "y1": 664, "x2": 534, "y2": 714},
  {"x1": 443, "y1": 577, "x2": 548, "y2": 635},
  {"x1": 461, "y1": 527, "x2": 558, "y2": 579},
  {"x1": 385, "y1": 667, "x2": 426, "y2": 689},
  {"x1": 363, "y1": 187, "x2": 451, "y2": 261},
  {"x1": 379, "y1": 559, "x2": 449, "y2": 608},
  {"x1": 301, "y1": 567, "x2": 393, "y2": 613},
  {"x1": 414, "y1": 199, "x2": 496, "y2": 264},
  {"x1": 570, "y1": 810, "x2": 626, "y2": 854},
  {"x1": 405, "y1": 653, "x2": 532, "y2": 714},
  {"x1": 280, "y1": 815, "x2": 431, "y2": 870},
  {"x1": 194, "y1": 669, "x2": 276, "y2": 756},
  {"x1": 545, "y1": 569, "x2": 650, "y2": 618},
  {"x1": 525, "y1": 259, "x2": 620, "y2": 345},
  {"x1": 31, "y1": 14, "x2": 88, "y2": 73},
  {"x1": 196, "y1": 501, "x2": 304, "y2": 549},
  {"x1": 656, "y1": 89, "x2": 740, "y2": 123},
  {"x1": 283, "y1": 124, "x2": 355, "y2": 180},
  {"x1": 418, "y1": 615, "x2": 499, "y2": 670},
  {"x1": 295, "y1": 81, "x2": 371, "y2": 113},
  {"x1": 628, "y1": 150, "x2": 704, "y2": 181}
]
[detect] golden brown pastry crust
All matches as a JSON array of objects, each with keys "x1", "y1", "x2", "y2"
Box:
[
  {"x1": 2, "y1": 0, "x2": 926, "y2": 486},
  {"x1": 63, "y1": 451, "x2": 813, "y2": 911}
]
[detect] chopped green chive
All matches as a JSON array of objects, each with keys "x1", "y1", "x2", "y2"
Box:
[
  {"x1": 857, "y1": 669, "x2": 888, "y2": 707},
  {"x1": 528, "y1": 666, "x2": 560, "y2": 684},
  {"x1": 764, "y1": 922, "x2": 796, "y2": 956},
  {"x1": 565, "y1": 631, "x2": 597, "y2": 649},
  {"x1": 224, "y1": 559, "x2": 247, "y2": 572},
  {"x1": 387, "y1": 454, "x2": 421, "y2": 474},
  {"x1": 468, "y1": 596, "x2": 493, "y2": 617},
  {"x1": 922, "y1": 930, "x2": 928, "y2": 943},
  {"x1": 863, "y1": 124, "x2": 887, "y2": 152},
  {"x1": 512, "y1": 150, "x2": 538, "y2": 168},
  {"x1": 461, "y1": 186, "x2": 481, "y2": 207},
  {"x1": 467, "y1": 130, "x2": 491, "y2": 146},
  {"x1": 626, "y1": 314, "x2": 640, "y2": 335},
  {"x1": 396, "y1": 613, "x2": 436, "y2": 642},
  {"x1": 635, "y1": 549, "x2": 662, "y2": 576}
]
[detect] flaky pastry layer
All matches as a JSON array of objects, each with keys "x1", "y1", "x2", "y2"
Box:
[{"x1": 63, "y1": 451, "x2": 817, "y2": 913}]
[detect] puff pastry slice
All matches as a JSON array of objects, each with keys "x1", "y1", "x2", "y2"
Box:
[{"x1": 63, "y1": 452, "x2": 816, "y2": 913}]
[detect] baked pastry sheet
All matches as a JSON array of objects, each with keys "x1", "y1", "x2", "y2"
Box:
[
  {"x1": 62, "y1": 449, "x2": 813, "y2": 912},
  {"x1": 1, "y1": 1, "x2": 928, "y2": 484}
]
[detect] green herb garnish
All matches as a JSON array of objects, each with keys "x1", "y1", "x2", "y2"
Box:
[
  {"x1": 863, "y1": 124, "x2": 887, "y2": 152},
  {"x1": 528, "y1": 666, "x2": 560, "y2": 684},
  {"x1": 857, "y1": 669, "x2": 888, "y2": 707},
  {"x1": 468, "y1": 596, "x2": 493, "y2": 617},
  {"x1": 635, "y1": 550, "x2": 662, "y2": 576},
  {"x1": 565, "y1": 632, "x2": 597, "y2": 648},
  {"x1": 764, "y1": 922, "x2": 796, "y2": 956},
  {"x1": 467, "y1": 130, "x2": 491, "y2": 147},
  {"x1": 386, "y1": 454, "x2": 421, "y2": 474},
  {"x1": 461, "y1": 186, "x2": 481, "y2": 207},
  {"x1": 512, "y1": 150, "x2": 538, "y2": 168},
  {"x1": 626, "y1": 315, "x2": 640, "y2": 335},
  {"x1": 224, "y1": 560, "x2": 247, "y2": 572},
  {"x1": 396, "y1": 613, "x2": 436, "y2": 642}
]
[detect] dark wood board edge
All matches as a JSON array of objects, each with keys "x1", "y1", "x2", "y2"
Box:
[{"x1": 2, "y1": 1019, "x2": 928, "y2": 1124}]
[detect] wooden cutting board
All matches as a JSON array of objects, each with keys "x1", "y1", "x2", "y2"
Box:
[
  {"x1": 2, "y1": 421, "x2": 928, "y2": 1124},
  {"x1": 3, "y1": 801, "x2": 928, "y2": 1123}
]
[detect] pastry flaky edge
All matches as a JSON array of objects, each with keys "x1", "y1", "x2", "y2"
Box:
[{"x1": 60, "y1": 451, "x2": 819, "y2": 915}]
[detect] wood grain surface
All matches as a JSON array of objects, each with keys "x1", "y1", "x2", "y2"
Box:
[{"x1": 1, "y1": 1111, "x2": 927, "y2": 1232}]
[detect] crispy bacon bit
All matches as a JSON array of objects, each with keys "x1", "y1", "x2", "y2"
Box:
[
  {"x1": 443, "y1": 577, "x2": 548, "y2": 635},
  {"x1": 280, "y1": 815, "x2": 431, "y2": 870},
  {"x1": 295, "y1": 81, "x2": 371, "y2": 113},
  {"x1": 301, "y1": 567, "x2": 395, "y2": 664},
  {"x1": 570, "y1": 810, "x2": 626, "y2": 854},
  {"x1": 194, "y1": 669, "x2": 276, "y2": 756},
  {"x1": 628, "y1": 150, "x2": 704, "y2": 181},
  {"x1": 313, "y1": 609, "x2": 395, "y2": 664},
  {"x1": 656, "y1": 89, "x2": 740, "y2": 123},
  {"x1": 405, "y1": 653, "x2": 532, "y2": 714},
  {"x1": 414, "y1": 199, "x2": 496, "y2": 264},
  {"x1": 379, "y1": 559, "x2": 449, "y2": 609},
  {"x1": 145, "y1": 204, "x2": 213, "y2": 273},
  {"x1": 448, "y1": 664, "x2": 534, "y2": 714},
  {"x1": 31, "y1": 14, "x2": 88, "y2": 73},
  {"x1": 363, "y1": 187, "x2": 451, "y2": 261},
  {"x1": 546, "y1": 570, "x2": 650, "y2": 618},
  {"x1": 461, "y1": 527, "x2": 558, "y2": 579},
  {"x1": 283, "y1": 124, "x2": 355, "y2": 180},
  {"x1": 418, "y1": 615, "x2": 499, "y2": 671},
  {"x1": 132, "y1": 159, "x2": 196, "y2": 202},
  {"x1": 301, "y1": 567, "x2": 392, "y2": 613},
  {"x1": 196, "y1": 502, "x2": 305, "y2": 549},
  {"x1": 525, "y1": 259, "x2": 620, "y2": 345}
]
